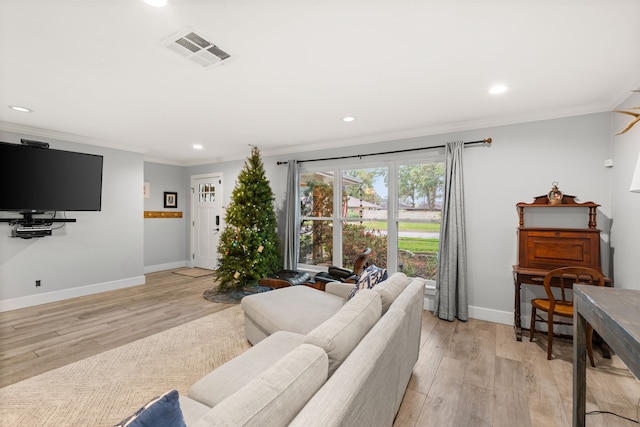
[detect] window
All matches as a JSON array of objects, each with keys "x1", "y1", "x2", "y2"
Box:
[
  {"x1": 342, "y1": 167, "x2": 388, "y2": 270},
  {"x1": 298, "y1": 155, "x2": 444, "y2": 282},
  {"x1": 299, "y1": 171, "x2": 334, "y2": 267},
  {"x1": 396, "y1": 162, "x2": 444, "y2": 280},
  {"x1": 197, "y1": 182, "x2": 216, "y2": 202}
]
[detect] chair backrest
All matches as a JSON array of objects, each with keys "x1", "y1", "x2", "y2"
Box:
[
  {"x1": 352, "y1": 247, "x2": 372, "y2": 276},
  {"x1": 543, "y1": 266, "x2": 605, "y2": 310}
]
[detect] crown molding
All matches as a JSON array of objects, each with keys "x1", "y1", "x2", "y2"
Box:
[
  {"x1": 0, "y1": 99, "x2": 621, "y2": 167},
  {"x1": 261, "y1": 103, "x2": 613, "y2": 163},
  {"x1": 0, "y1": 122, "x2": 147, "y2": 154}
]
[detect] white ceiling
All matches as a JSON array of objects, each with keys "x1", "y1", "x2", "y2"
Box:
[{"x1": 1, "y1": 0, "x2": 639, "y2": 165}]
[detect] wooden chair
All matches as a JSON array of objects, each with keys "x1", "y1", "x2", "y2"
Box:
[{"x1": 529, "y1": 266, "x2": 605, "y2": 366}]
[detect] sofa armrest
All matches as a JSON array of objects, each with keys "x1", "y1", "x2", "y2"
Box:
[{"x1": 325, "y1": 282, "x2": 354, "y2": 299}]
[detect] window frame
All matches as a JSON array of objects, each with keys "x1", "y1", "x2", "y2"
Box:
[{"x1": 297, "y1": 149, "x2": 444, "y2": 284}]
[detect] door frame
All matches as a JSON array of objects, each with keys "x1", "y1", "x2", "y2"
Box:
[{"x1": 190, "y1": 172, "x2": 224, "y2": 269}]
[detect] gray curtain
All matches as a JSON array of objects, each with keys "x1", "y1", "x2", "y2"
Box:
[
  {"x1": 283, "y1": 160, "x2": 300, "y2": 270},
  {"x1": 434, "y1": 141, "x2": 468, "y2": 321}
]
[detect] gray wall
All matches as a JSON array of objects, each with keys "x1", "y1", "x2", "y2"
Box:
[
  {"x1": 143, "y1": 162, "x2": 189, "y2": 273},
  {"x1": 610, "y1": 91, "x2": 640, "y2": 290},
  {"x1": 0, "y1": 130, "x2": 144, "y2": 311},
  {"x1": 268, "y1": 113, "x2": 616, "y2": 323},
  {"x1": 457, "y1": 113, "x2": 613, "y2": 322},
  {"x1": 3, "y1": 107, "x2": 638, "y2": 319},
  {"x1": 189, "y1": 112, "x2": 621, "y2": 324}
]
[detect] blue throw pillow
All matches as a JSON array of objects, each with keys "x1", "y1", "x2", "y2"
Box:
[
  {"x1": 115, "y1": 389, "x2": 186, "y2": 427},
  {"x1": 348, "y1": 264, "x2": 388, "y2": 299}
]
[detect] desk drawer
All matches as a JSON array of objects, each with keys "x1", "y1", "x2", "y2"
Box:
[{"x1": 518, "y1": 228, "x2": 601, "y2": 271}]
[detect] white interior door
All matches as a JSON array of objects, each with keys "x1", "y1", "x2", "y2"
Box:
[{"x1": 191, "y1": 173, "x2": 223, "y2": 270}]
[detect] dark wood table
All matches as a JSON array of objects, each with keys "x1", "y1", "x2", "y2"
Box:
[{"x1": 573, "y1": 285, "x2": 640, "y2": 427}]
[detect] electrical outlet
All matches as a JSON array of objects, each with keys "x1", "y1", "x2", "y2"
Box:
[{"x1": 36, "y1": 280, "x2": 41, "y2": 287}]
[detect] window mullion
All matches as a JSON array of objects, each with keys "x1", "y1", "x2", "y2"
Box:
[
  {"x1": 333, "y1": 166, "x2": 343, "y2": 267},
  {"x1": 387, "y1": 162, "x2": 398, "y2": 273}
]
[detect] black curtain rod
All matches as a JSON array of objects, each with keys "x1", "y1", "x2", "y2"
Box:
[{"x1": 276, "y1": 138, "x2": 492, "y2": 165}]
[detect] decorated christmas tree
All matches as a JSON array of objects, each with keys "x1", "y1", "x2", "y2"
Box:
[{"x1": 214, "y1": 146, "x2": 280, "y2": 292}]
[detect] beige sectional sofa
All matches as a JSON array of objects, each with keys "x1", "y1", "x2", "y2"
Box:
[{"x1": 178, "y1": 272, "x2": 426, "y2": 427}]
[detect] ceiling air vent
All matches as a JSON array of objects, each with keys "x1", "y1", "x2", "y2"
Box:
[{"x1": 163, "y1": 29, "x2": 231, "y2": 68}]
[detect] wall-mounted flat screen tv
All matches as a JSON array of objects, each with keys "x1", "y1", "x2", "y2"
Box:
[{"x1": 0, "y1": 141, "x2": 103, "y2": 212}]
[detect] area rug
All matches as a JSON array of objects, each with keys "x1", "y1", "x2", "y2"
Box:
[
  {"x1": 173, "y1": 267, "x2": 215, "y2": 278},
  {"x1": 0, "y1": 305, "x2": 251, "y2": 427}
]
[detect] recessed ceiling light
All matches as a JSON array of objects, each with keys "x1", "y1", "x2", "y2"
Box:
[
  {"x1": 143, "y1": 0, "x2": 167, "y2": 7},
  {"x1": 489, "y1": 85, "x2": 508, "y2": 95},
  {"x1": 193, "y1": 144, "x2": 203, "y2": 150},
  {"x1": 343, "y1": 116, "x2": 355, "y2": 122},
  {"x1": 9, "y1": 105, "x2": 32, "y2": 113}
]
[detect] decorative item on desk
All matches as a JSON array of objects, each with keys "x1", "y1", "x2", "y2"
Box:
[{"x1": 547, "y1": 182, "x2": 563, "y2": 205}]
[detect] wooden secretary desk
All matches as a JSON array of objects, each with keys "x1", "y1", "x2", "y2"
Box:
[{"x1": 512, "y1": 192, "x2": 611, "y2": 342}]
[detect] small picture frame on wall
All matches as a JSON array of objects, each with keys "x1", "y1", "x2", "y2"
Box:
[{"x1": 164, "y1": 192, "x2": 178, "y2": 208}]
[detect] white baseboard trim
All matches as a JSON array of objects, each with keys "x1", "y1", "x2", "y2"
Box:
[
  {"x1": 143, "y1": 261, "x2": 188, "y2": 274},
  {"x1": 423, "y1": 285, "x2": 436, "y2": 311},
  {"x1": 467, "y1": 305, "x2": 513, "y2": 326},
  {"x1": 0, "y1": 276, "x2": 146, "y2": 313},
  {"x1": 423, "y1": 287, "x2": 512, "y2": 326}
]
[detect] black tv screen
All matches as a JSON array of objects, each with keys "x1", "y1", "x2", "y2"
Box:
[{"x1": 0, "y1": 142, "x2": 103, "y2": 212}]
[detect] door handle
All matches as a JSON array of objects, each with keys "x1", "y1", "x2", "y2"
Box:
[{"x1": 216, "y1": 215, "x2": 220, "y2": 226}]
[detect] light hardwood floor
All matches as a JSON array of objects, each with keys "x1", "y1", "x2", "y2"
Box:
[
  {"x1": 394, "y1": 306, "x2": 640, "y2": 427},
  {"x1": 1, "y1": 269, "x2": 639, "y2": 426},
  {"x1": 0, "y1": 269, "x2": 231, "y2": 388}
]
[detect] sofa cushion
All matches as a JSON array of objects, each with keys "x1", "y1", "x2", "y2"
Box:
[
  {"x1": 290, "y1": 309, "x2": 407, "y2": 427},
  {"x1": 241, "y1": 285, "x2": 345, "y2": 344},
  {"x1": 372, "y1": 272, "x2": 410, "y2": 314},
  {"x1": 304, "y1": 289, "x2": 381, "y2": 376},
  {"x1": 348, "y1": 264, "x2": 388, "y2": 299},
  {"x1": 191, "y1": 344, "x2": 328, "y2": 427},
  {"x1": 390, "y1": 278, "x2": 426, "y2": 315},
  {"x1": 115, "y1": 389, "x2": 186, "y2": 427},
  {"x1": 188, "y1": 330, "x2": 306, "y2": 407}
]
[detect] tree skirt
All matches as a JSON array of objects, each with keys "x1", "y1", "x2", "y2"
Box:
[{"x1": 203, "y1": 284, "x2": 271, "y2": 304}]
